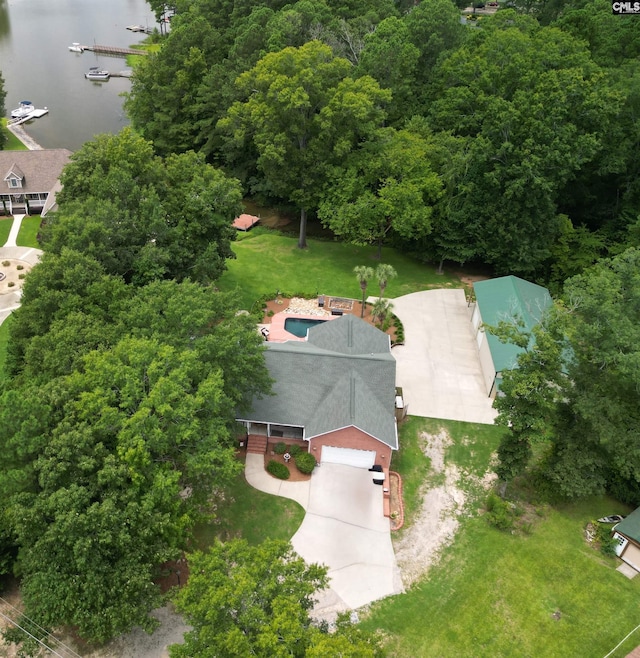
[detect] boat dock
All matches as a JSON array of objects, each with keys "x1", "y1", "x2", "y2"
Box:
[
  {"x1": 77, "y1": 44, "x2": 147, "y2": 57},
  {"x1": 8, "y1": 109, "x2": 49, "y2": 126}
]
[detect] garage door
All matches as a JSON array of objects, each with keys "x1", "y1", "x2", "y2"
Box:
[
  {"x1": 622, "y1": 542, "x2": 640, "y2": 572},
  {"x1": 321, "y1": 446, "x2": 376, "y2": 469}
]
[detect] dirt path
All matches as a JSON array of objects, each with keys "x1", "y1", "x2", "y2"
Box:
[{"x1": 393, "y1": 430, "x2": 496, "y2": 586}]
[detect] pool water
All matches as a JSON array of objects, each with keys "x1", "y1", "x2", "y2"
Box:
[{"x1": 284, "y1": 317, "x2": 327, "y2": 338}]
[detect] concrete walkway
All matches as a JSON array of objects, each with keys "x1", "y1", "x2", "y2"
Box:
[
  {"x1": 4, "y1": 214, "x2": 26, "y2": 247},
  {"x1": 391, "y1": 289, "x2": 497, "y2": 424},
  {"x1": 245, "y1": 453, "x2": 310, "y2": 509}
]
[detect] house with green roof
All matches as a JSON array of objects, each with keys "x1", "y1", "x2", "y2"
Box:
[
  {"x1": 237, "y1": 314, "x2": 398, "y2": 469},
  {"x1": 472, "y1": 276, "x2": 552, "y2": 397},
  {"x1": 613, "y1": 508, "x2": 640, "y2": 572}
]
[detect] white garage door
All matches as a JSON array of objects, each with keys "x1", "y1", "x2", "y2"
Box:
[
  {"x1": 321, "y1": 446, "x2": 376, "y2": 469},
  {"x1": 623, "y1": 542, "x2": 640, "y2": 572}
]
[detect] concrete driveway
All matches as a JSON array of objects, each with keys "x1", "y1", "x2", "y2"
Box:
[
  {"x1": 390, "y1": 289, "x2": 497, "y2": 424},
  {"x1": 291, "y1": 463, "x2": 403, "y2": 617}
]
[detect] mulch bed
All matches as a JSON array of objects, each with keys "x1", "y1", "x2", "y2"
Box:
[
  {"x1": 264, "y1": 450, "x2": 312, "y2": 482},
  {"x1": 389, "y1": 471, "x2": 404, "y2": 531}
]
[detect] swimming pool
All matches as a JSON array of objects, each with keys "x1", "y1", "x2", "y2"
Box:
[{"x1": 284, "y1": 317, "x2": 327, "y2": 338}]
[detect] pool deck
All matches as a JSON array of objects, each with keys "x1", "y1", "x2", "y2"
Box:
[{"x1": 268, "y1": 310, "x2": 337, "y2": 342}]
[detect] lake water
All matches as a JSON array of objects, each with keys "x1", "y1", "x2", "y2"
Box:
[{"x1": 0, "y1": 0, "x2": 155, "y2": 151}]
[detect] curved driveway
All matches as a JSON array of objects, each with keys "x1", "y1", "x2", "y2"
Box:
[
  {"x1": 246, "y1": 455, "x2": 402, "y2": 618},
  {"x1": 0, "y1": 245, "x2": 43, "y2": 326},
  {"x1": 291, "y1": 463, "x2": 403, "y2": 617},
  {"x1": 390, "y1": 289, "x2": 497, "y2": 424}
]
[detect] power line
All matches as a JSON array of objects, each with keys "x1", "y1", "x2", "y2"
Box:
[{"x1": 0, "y1": 595, "x2": 82, "y2": 658}]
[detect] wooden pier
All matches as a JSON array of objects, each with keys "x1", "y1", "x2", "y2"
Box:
[{"x1": 80, "y1": 44, "x2": 147, "y2": 57}]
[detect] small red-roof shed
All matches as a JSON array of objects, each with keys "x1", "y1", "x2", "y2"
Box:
[{"x1": 233, "y1": 213, "x2": 260, "y2": 231}]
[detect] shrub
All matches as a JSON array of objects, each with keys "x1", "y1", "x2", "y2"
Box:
[
  {"x1": 16, "y1": 265, "x2": 23, "y2": 270},
  {"x1": 593, "y1": 521, "x2": 618, "y2": 557},
  {"x1": 485, "y1": 492, "x2": 517, "y2": 531},
  {"x1": 288, "y1": 444, "x2": 302, "y2": 457},
  {"x1": 1, "y1": 261, "x2": 8, "y2": 267},
  {"x1": 7, "y1": 281, "x2": 14, "y2": 288},
  {"x1": 273, "y1": 442, "x2": 288, "y2": 455},
  {"x1": 18, "y1": 274, "x2": 25, "y2": 280},
  {"x1": 295, "y1": 452, "x2": 316, "y2": 474},
  {"x1": 266, "y1": 460, "x2": 290, "y2": 480}
]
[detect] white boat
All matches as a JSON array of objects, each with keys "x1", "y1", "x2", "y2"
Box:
[
  {"x1": 84, "y1": 67, "x2": 110, "y2": 81},
  {"x1": 10, "y1": 100, "x2": 35, "y2": 119},
  {"x1": 68, "y1": 42, "x2": 84, "y2": 52}
]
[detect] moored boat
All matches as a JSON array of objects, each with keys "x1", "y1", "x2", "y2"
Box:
[
  {"x1": 10, "y1": 100, "x2": 35, "y2": 119},
  {"x1": 68, "y1": 42, "x2": 84, "y2": 52},
  {"x1": 84, "y1": 67, "x2": 110, "y2": 81}
]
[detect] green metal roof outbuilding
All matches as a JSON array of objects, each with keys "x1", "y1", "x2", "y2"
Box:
[{"x1": 472, "y1": 276, "x2": 552, "y2": 395}]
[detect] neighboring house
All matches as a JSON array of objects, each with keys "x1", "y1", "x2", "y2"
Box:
[
  {"x1": 472, "y1": 276, "x2": 552, "y2": 397},
  {"x1": 0, "y1": 149, "x2": 72, "y2": 216},
  {"x1": 238, "y1": 314, "x2": 398, "y2": 469},
  {"x1": 613, "y1": 508, "x2": 640, "y2": 572}
]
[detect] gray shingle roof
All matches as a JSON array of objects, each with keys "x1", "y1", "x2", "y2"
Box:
[
  {"x1": 0, "y1": 149, "x2": 72, "y2": 196},
  {"x1": 240, "y1": 315, "x2": 398, "y2": 450}
]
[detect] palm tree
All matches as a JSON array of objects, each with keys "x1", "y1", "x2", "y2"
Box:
[
  {"x1": 354, "y1": 265, "x2": 374, "y2": 318},
  {"x1": 372, "y1": 297, "x2": 393, "y2": 328},
  {"x1": 375, "y1": 264, "x2": 397, "y2": 299}
]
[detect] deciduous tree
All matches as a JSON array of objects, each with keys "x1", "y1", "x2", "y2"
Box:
[
  {"x1": 319, "y1": 128, "x2": 441, "y2": 258},
  {"x1": 47, "y1": 130, "x2": 241, "y2": 285},
  {"x1": 494, "y1": 248, "x2": 640, "y2": 501},
  {"x1": 218, "y1": 41, "x2": 390, "y2": 248},
  {"x1": 170, "y1": 540, "x2": 381, "y2": 657}
]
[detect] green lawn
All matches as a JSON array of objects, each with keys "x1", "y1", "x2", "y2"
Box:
[
  {"x1": 2, "y1": 121, "x2": 28, "y2": 151},
  {"x1": 16, "y1": 215, "x2": 41, "y2": 249},
  {"x1": 393, "y1": 417, "x2": 506, "y2": 525},
  {"x1": 218, "y1": 232, "x2": 461, "y2": 309},
  {"x1": 364, "y1": 417, "x2": 639, "y2": 657},
  {"x1": 0, "y1": 317, "x2": 12, "y2": 382},
  {"x1": 0, "y1": 217, "x2": 12, "y2": 246},
  {"x1": 192, "y1": 460, "x2": 305, "y2": 548}
]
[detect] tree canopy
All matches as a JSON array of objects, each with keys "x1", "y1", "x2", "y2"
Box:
[
  {"x1": 121, "y1": 0, "x2": 640, "y2": 281},
  {"x1": 494, "y1": 248, "x2": 640, "y2": 501},
  {"x1": 171, "y1": 539, "x2": 382, "y2": 657},
  {"x1": 48, "y1": 129, "x2": 241, "y2": 285},
  {"x1": 218, "y1": 40, "x2": 390, "y2": 248}
]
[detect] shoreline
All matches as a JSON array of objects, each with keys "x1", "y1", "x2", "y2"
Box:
[{"x1": 6, "y1": 122, "x2": 43, "y2": 150}]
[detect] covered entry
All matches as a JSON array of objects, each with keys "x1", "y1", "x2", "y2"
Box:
[{"x1": 321, "y1": 446, "x2": 376, "y2": 469}]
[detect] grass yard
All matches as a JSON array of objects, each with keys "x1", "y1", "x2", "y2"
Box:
[
  {"x1": 392, "y1": 417, "x2": 505, "y2": 525},
  {"x1": 0, "y1": 317, "x2": 12, "y2": 382},
  {"x1": 192, "y1": 461, "x2": 305, "y2": 548},
  {"x1": 1, "y1": 121, "x2": 28, "y2": 151},
  {"x1": 218, "y1": 232, "x2": 461, "y2": 310},
  {"x1": 16, "y1": 215, "x2": 41, "y2": 249},
  {"x1": 364, "y1": 417, "x2": 639, "y2": 657},
  {"x1": 0, "y1": 217, "x2": 12, "y2": 246}
]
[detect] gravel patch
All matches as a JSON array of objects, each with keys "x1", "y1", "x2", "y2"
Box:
[{"x1": 393, "y1": 430, "x2": 496, "y2": 587}]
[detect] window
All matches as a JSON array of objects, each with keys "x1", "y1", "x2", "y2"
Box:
[{"x1": 9, "y1": 178, "x2": 21, "y2": 188}]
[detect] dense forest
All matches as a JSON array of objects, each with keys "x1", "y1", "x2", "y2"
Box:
[
  {"x1": 0, "y1": 0, "x2": 639, "y2": 649},
  {"x1": 132, "y1": 0, "x2": 640, "y2": 287}
]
